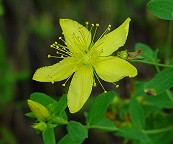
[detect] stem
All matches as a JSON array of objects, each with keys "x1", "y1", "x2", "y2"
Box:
[
  {"x1": 131, "y1": 60, "x2": 173, "y2": 68},
  {"x1": 87, "y1": 125, "x2": 119, "y2": 131},
  {"x1": 143, "y1": 126, "x2": 173, "y2": 134},
  {"x1": 165, "y1": 21, "x2": 173, "y2": 63}
]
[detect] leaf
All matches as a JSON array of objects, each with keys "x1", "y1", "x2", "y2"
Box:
[
  {"x1": 148, "y1": 130, "x2": 173, "y2": 144},
  {"x1": 58, "y1": 135, "x2": 83, "y2": 144},
  {"x1": 89, "y1": 117, "x2": 118, "y2": 131},
  {"x1": 129, "y1": 98, "x2": 145, "y2": 129},
  {"x1": 42, "y1": 127, "x2": 56, "y2": 144},
  {"x1": 145, "y1": 92, "x2": 173, "y2": 109},
  {"x1": 67, "y1": 121, "x2": 88, "y2": 142},
  {"x1": 25, "y1": 112, "x2": 36, "y2": 118},
  {"x1": 30, "y1": 92, "x2": 57, "y2": 107},
  {"x1": 53, "y1": 94, "x2": 67, "y2": 116},
  {"x1": 86, "y1": 91, "x2": 115, "y2": 125},
  {"x1": 144, "y1": 66, "x2": 173, "y2": 95},
  {"x1": 117, "y1": 126, "x2": 152, "y2": 144},
  {"x1": 147, "y1": 0, "x2": 173, "y2": 20}
]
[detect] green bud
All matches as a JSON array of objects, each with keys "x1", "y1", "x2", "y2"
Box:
[
  {"x1": 27, "y1": 100, "x2": 51, "y2": 121},
  {"x1": 32, "y1": 121, "x2": 47, "y2": 133},
  {"x1": 117, "y1": 50, "x2": 128, "y2": 60}
]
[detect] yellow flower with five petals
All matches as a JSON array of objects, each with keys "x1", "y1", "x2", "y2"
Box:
[{"x1": 33, "y1": 18, "x2": 137, "y2": 113}]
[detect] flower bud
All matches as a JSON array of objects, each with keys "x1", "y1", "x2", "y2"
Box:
[
  {"x1": 27, "y1": 100, "x2": 51, "y2": 121},
  {"x1": 117, "y1": 50, "x2": 128, "y2": 60},
  {"x1": 32, "y1": 121, "x2": 47, "y2": 133}
]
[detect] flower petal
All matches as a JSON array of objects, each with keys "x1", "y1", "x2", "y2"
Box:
[
  {"x1": 33, "y1": 57, "x2": 80, "y2": 83},
  {"x1": 92, "y1": 18, "x2": 131, "y2": 56},
  {"x1": 94, "y1": 56, "x2": 137, "y2": 82},
  {"x1": 68, "y1": 65, "x2": 93, "y2": 113},
  {"x1": 60, "y1": 19, "x2": 91, "y2": 53}
]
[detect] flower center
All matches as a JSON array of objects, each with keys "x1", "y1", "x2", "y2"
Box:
[{"x1": 82, "y1": 54, "x2": 91, "y2": 64}]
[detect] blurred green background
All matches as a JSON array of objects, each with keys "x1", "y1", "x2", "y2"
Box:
[{"x1": 0, "y1": 0, "x2": 172, "y2": 143}]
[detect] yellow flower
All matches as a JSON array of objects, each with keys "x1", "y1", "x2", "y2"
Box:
[{"x1": 33, "y1": 18, "x2": 137, "y2": 113}]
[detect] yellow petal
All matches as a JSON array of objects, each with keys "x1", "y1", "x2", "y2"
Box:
[
  {"x1": 33, "y1": 57, "x2": 80, "y2": 83},
  {"x1": 60, "y1": 19, "x2": 91, "y2": 53},
  {"x1": 67, "y1": 65, "x2": 93, "y2": 113},
  {"x1": 94, "y1": 56, "x2": 137, "y2": 82},
  {"x1": 92, "y1": 18, "x2": 131, "y2": 56}
]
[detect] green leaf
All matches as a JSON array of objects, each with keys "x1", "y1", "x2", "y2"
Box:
[
  {"x1": 42, "y1": 127, "x2": 56, "y2": 144},
  {"x1": 129, "y1": 98, "x2": 145, "y2": 129},
  {"x1": 25, "y1": 112, "x2": 36, "y2": 118},
  {"x1": 135, "y1": 43, "x2": 159, "y2": 63},
  {"x1": 145, "y1": 92, "x2": 173, "y2": 109},
  {"x1": 86, "y1": 91, "x2": 115, "y2": 125},
  {"x1": 30, "y1": 92, "x2": 57, "y2": 107},
  {"x1": 54, "y1": 94, "x2": 67, "y2": 116},
  {"x1": 149, "y1": 130, "x2": 173, "y2": 144},
  {"x1": 147, "y1": 0, "x2": 173, "y2": 20},
  {"x1": 58, "y1": 135, "x2": 83, "y2": 144},
  {"x1": 144, "y1": 67, "x2": 173, "y2": 95},
  {"x1": 67, "y1": 121, "x2": 88, "y2": 142},
  {"x1": 117, "y1": 127, "x2": 152, "y2": 144},
  {"x1": 89, "y1": 117, "x2": 118, "y2": 131}
]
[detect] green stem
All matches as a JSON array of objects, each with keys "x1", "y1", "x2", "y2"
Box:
[
  {"x1": 131, "y1": 60, "x2": 173, "y2": 68},
  {"x1": 87, "y1": 125, "x2": 119, "y2": 131},
  {"x1": 143, "y1": 126, "x2": 173, "y2": 134}
]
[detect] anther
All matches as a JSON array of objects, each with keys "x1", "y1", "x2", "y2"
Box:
[
  {"x1": 116, "y1": 85, "x2": 119, "y2": 88},
  {"x1": 85, "y1": 21, "x2": 89, "y2": 30},
  {"x1": 96, "y1": 23, "x2": 99, "y2": 27},
  {"x1": 62, "y1": 83, "x2": 65, "y2": 86},
  {"x1": 51, "y1": 81, "x2": 54, "y2": 84},
  {"x1": 93, "y1": 82, "x2": 97, "y2": 87},
  {"x1": 48, "y1": 54, "x2": 51, "y2": 58}
]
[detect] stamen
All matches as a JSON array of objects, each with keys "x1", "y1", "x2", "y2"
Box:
[
  {"x1": 95, "y1": 69, "x2": 120, "y2": 89},
  {"x1": 93, "y1": 77, "x2": 97, "y2": 87},
  {"x1": 97, "y1": 24, "x2": 111, "y2": 41},
  {"x1": 59, "y1": 37, "x2": 66, "y2": 43},
  {"x1": 91, "y1": 23, "x2": 99, "y2": 44},
  {"x1": 93, "y1": 70, "x2": 107, "y2": 93},
  {"x1": 116, "y1": 85, "x2": 119, "y2": 88},
  {"x1": 62, "y1": 74, "x2": 73, "y2": 86},
  {"x1": 85, "y1": 21, "x2": 89, "y2": 30},
  {"x1": 47, "y1": 54, "x2": 64, "y2": 59},
  {"x1": 50, "y1": 41, "x2": 71, "y2": 57},
  {"x1": 111, "y1": 82, "x2": 119, "y2": 88},
  {"x1": 56, "y1": 51, "x2": 69, "y2": 57}
]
